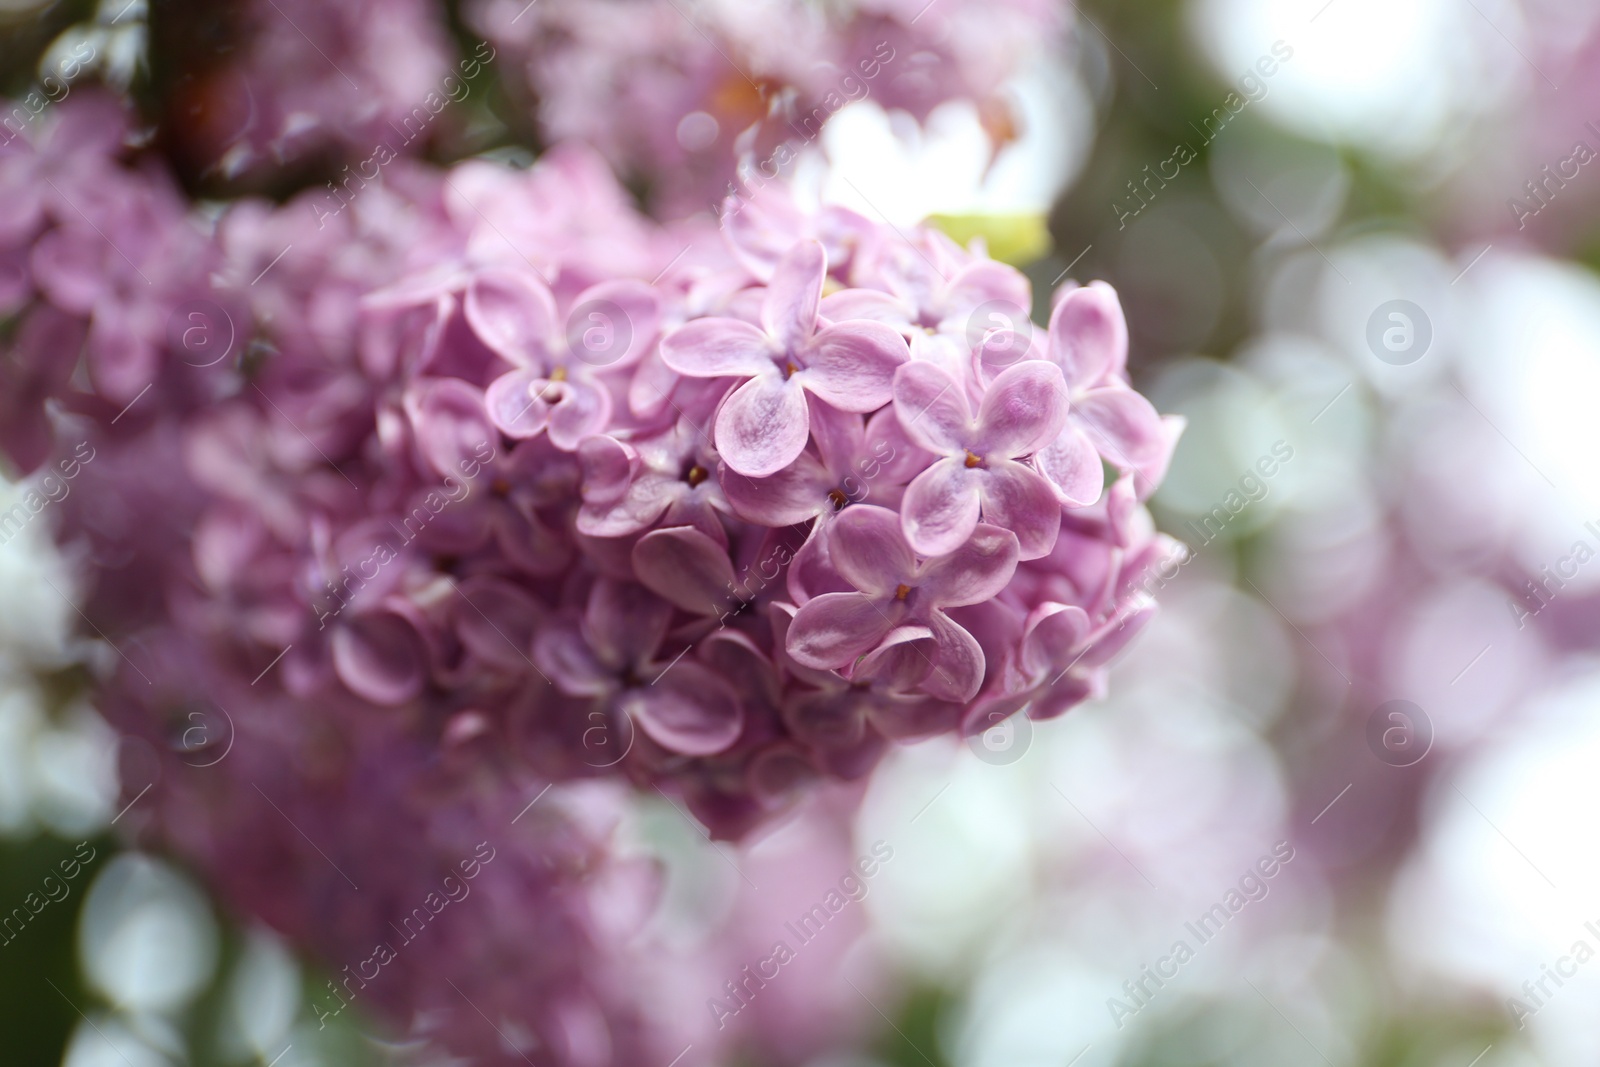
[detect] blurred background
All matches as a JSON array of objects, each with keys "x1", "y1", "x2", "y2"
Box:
[{"x1": 5, "y1": 0, "x2": 1600, "y2": 1064}]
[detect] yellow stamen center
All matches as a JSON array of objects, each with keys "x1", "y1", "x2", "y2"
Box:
[
  {"x1": 895, "y1": 584, "x2": 911, "y2": 601},
  {"x1": 827, "y1": 488, "x2": 849, "y2": 510},
  {"x1": 549, "y1": 366, "x2": 568, "y2": 382},
  {"x1": 686, "y1": 465, "x2": 709, "y2": 487},
  {"x1": 964, "y1": 450, "x2": 983, "y2": 469}
]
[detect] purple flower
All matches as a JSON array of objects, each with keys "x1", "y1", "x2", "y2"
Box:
[
  {"x1": 892, "y1": 357, "x2": 1069, "y2": 560},
  {"x1": 660, "y1": 239, "x2": 909, "y2": 476},
  {"x1": 472, "y1": 268, "x2": 660, "y2": 450},
  {"x1": 719, "y1": 399, "x2": 925, "y2": 527},
  {"x1": 534, "y1": 577, "x2": 745, "y2": 755},
  {"x1": 576, "y1": 417, "x2": 728, "y2": 539},
  {"x1": 1034, "y1": 282, "x2": 1170, "y2": 504},
  {"x1": 786, "y1": 505, "x2": 1019, "y2": 702}
]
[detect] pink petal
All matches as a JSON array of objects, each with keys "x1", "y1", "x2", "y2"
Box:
[
  {"x1": 972, "y1": 327, "x2": 1043, "y2": 377},
  {"x1": 892, "y1": 359, "x2": 975, "y2": 454},
  {"x1": 852, "y1": 624, "x2": 936, "y2": 692},
  {"x1": 828, "y1": 504, "x2": 916, "y2": 595},
  {"x1": 801, "y1": 322, "x2": 909, "y2": 413},
  {"x1": 818, "y1": 288, "x2": 913, "y2": 329},
  {"x1": 900, "y1": 459, "x2": 982, "y2": 558},
  {"x1": 1036, "y1": 424, "x2": 1104, "y2": 507},
  {"x1": 1020, "y1": 602, "x2": 1093, "y2": 678},
  {"x1": 977, "y1": 460, "x2": 1061, "y2": 560},
  {"x1": 761, "y1": 238, "x2": 826, "y2": 351},
  {"x1": 533, "y1": 626, "x2": 614, "y2": 696},
  {"x1": 484, "y1": 369, "x2": 550, "y2": 439},
  {"x1": 1074, "y1": 387, "x2": 1167, "y2": 468},
  {"x1": 545, "y1": 378, "x2": 614, "y2": 452},
  {"x1": 719, "y1": 449, "x2": 831, "y2": 526},
  {"x1": 659, "y1": 317, "x2": 775, "y2": 378},
  {"x1": 454, "y1": 576, "x2": 545, "y2": 672},
  {"x1": 1029, "y1": 674, "x2": 1098, "y2": 721},
  {"x1": 627, "y1": 347, "x2": 680, "y2": 420},
  {"x1": 464, "y1": 269, "x2": 557, "y2": 367},
  {"x1": 631, "y1": 526, "x2": 737, "y2": 616},
  {"x1": 974, "y1": 359, "x2": 1071, "y2": 458},
  {"x1": 623, "y1": 663, "x2": 743, "y2": 756},
  {"x1": 331, "y1": 611, "x2": 426, "y2": 706},
  {"x1": 714, "y1": 372, "x2": 810, "y2": 478},
  {"x1": 1132, "y1": 414, "x2": 1186, "y2": 501},
  {"x1": 1048, "y1": 281, "x2": 1127, "y2": 388},
  {"x1": 919, "y1": 524, "x2": 1020, "y2": 607},
  {"x1": 577, "y1": 473, "x2": 680, "y2": 538},
  {"x1": 582, "y1": 577, "x2": 672, "y2": 671},
  {"x1": 807, "y1": 394, "x2": 867, "y2": 477},
  {"x1": 493, "y1": 501, "x2": 572, "y2": 576},
  {"x1": 863, "y1": 407, "x2": 936, "y2": 486},
  {"x1": 408, "y1": 378, "x2": 496, "y2": 479},
  {"x1": 577, "y1": 434, "x2": 639, "y2": 508},
  {"x1": 786, "y1": 592, "x2": 898, "y2": 670},
  {"x1": 1079, "y1": 602, "x2": 1157, "y2": 668},
  {"x1": 920, "y1": 612, "x2": 986, "y2": 703},
  {"x1": 940, "y1": 259, "x2": 1031, "y2": 323}
]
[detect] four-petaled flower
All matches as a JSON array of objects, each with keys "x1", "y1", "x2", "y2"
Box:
[
  {"x1": 471, "y1": 268, "x2": 659, "y2": 450},
  {"x1": 892, "y1": 358, "x2": 1069, "y2": 560},
  {"x1": 659, "y1": 238, "x2": 910, "y2": 477},
  {"x1": 786, "y1": 505, "x2": 1019, "y2": 703}
]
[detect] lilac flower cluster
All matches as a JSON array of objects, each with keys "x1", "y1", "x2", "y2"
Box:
[
  {"x1": 468, "y1": 0, "x2": 1068, "y2": 212},
  {"x1": 2, "y1": 92, "x2": 1180, "y2": 839},
  {"x1": 0, "y1": 83, "x2": 1176, "y2": 1062}
]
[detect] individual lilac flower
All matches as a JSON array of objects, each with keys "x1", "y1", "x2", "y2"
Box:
[
  {"x1": 576, "y1": 417, "x2": 728, "y2": 539},
  {"x1": 533, "y1": 577, "x2": 744, "y2": 756},
  {"x1": 1033, "y1": 282, "x2": 1170, "y2": 504},
  {"x1": 892, "y1": 358, "x2": 1069, "y2": 559},
  {"x1": 719, "y1": 399, "x2": 926, "y2": 527},
  {"x1": 786, "y1": 505, "x2": 1019, "y2": 702},
  {"x1": 660, "y1": 239, "x2": 910, "y2": 476},
  {"x1": 471, "y1": 268, "x2": 660, "y2": 450}
]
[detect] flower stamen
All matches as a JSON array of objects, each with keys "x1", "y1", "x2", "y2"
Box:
[
  {"x1": 964, "y1": 450, "x2": 983, "y2": 469},
  {"x1": 894, "y1": 583, "x2": 911, "y2": 601}
]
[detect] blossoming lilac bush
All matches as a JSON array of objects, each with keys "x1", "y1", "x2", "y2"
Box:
[{"x1": 0, "y1": 78, "x2": 1178, "y2": 1063}]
